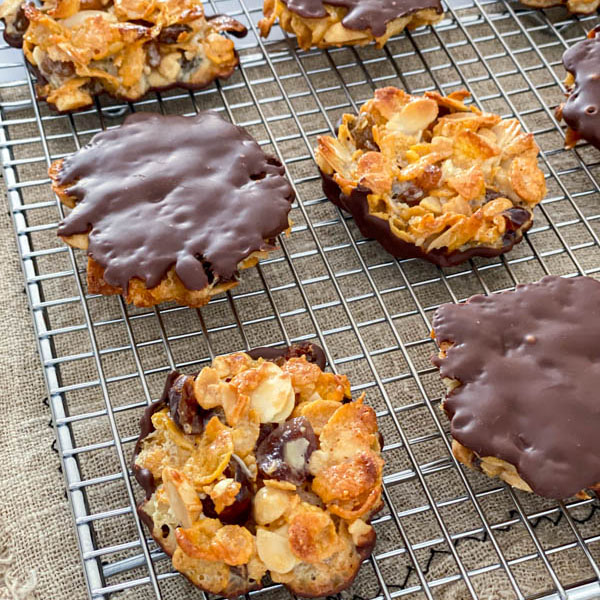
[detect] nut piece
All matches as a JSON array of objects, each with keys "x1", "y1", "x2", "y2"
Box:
[
  {"x1": 162, "y1": 467, "x2": 202, "y2": 529},
  {"x1": 248, "y1": 362, "x2": 296, "y2": 423},
  {"x1": 194, "y1": 367, "x2": 245, "y2": 425},
  {"x1": 348, "y1": 518, "x2": 374, "y2": 547},
  {"x1": 256, "y1": 527, "x2": 299, "y2": 574},
  {"x1": 209, "y1": 478, "x2": 241, "y2": 514},
  {"x1": 253, "y1": 486, "x2": 293, "y2": 525}
]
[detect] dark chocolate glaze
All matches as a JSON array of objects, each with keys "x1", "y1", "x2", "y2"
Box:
[
  {"x1": 321, "y1": 171, "x2": 532, "y2": 267},
  {"x1": 57, "y1": 112, "x2": 294, "y2": 292},
  {"x1": 432, "y1": 275, "x2": 600, "y2": 499},
  {"x1": 281, "y1": 0, "x2": 441, "y2": 37},
  {"x1": 562, "y1": 31, "x2": 600, "y2": 150}
]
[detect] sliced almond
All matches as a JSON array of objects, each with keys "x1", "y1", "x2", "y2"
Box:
[
  {"x1": 162, "y1": 467, "x2": 202, "y2": 529},
  {"x1": 388, "y1": 98, "x2": 438, "y2": 137},
  {"x1": 249, "y1": 362, "x2": 295, "y2": 424},
  {"x1": 256, "y1": 527, "x2": 299, "y2": 574}
]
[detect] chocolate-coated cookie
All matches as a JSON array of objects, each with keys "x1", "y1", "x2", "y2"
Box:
[
  {"x1": 316, "y1": 87, "x2": 546, "y2": 267},
  {"x1": 0, "y1": 0, "x2": 246, "y2": 112},
  {"x1": 259, "y1": 0, "x2": 443, "y2": 49},
  {"x1": 50, "y1": 111, "x2": 294, "y2": 308},
  {"x1": 558, "y1": 27, "x2": 600, "y2": 150},
  {"x1": 432, "y1": 276, "x2": 600, "y2": 499}
]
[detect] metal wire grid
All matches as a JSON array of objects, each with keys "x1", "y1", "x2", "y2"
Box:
[{"x1": 2, "y1": 0, "x2": 600, "y2": 598}]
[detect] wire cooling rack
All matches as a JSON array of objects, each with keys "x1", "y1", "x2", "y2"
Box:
[{"x1": 2, "y1": 0, "x2": 600, "y2": 598}]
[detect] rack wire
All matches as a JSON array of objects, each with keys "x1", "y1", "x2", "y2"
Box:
[{"x1": 2, "y1": 0, "x2": 600, "y2": 598}]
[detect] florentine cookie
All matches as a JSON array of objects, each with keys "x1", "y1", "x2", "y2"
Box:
[
  {"x1": 258, "y1": 0, "x2": 443, "y2": 50},
  {"x1": 0, "y1": 0, "x2": 28, "y2": 47},
  {"x1": 49, "y1": 111, "x2": 294, "y2": 308},
  {"x1": 316, "y1": 87, "x2": 546, "y2": 267},
  {"x1": 132, "y1": 343, "x2": 384, "y2": 598},
  {"x1": 0, "y1": 0, "x2": 246, "y2": 112},
  {"x1": 432, "y1": 276, "x2": 600, "y2": 499},
  {"x1": 518, "y1": 0, "x2": 598, "y2": 14},
  {"x1": 557, "y1": 27, "x2": 600, "y2": 150}
]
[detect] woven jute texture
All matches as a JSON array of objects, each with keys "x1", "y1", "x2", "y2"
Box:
[{"x1": 1, "y1": 2, "x2": 600, "y2": 598}]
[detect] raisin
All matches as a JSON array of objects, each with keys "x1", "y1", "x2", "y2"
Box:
[
  {"x1": 484, "y1": 189, "x2": 503, "y2": 203},
  {"x1": 157, "y1": 24, "x2": 192, "y2": 44},
  {"x1": 349, "y1": 113, "x2": 379, "y2": 152},
  {"x1": 256, "y1": 417, "x2": 317, "y2": 485},
  {"x1": 14, "y1": 7, "x2": 28, "y2": 34},
  {"x1": 39, "y1": 57, "x2": 75, "y2": 79},
  {"x1": 392, "y1": 180, "x2": 424, "y2": 207},
  {"x1": 414, "y1": 164, "x2": 442, "y2": 192}
]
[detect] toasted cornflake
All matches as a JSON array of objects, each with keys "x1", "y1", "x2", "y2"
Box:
[
  {"x1": 288, "y1": 505, "x2": 338, "y2": 563},
  {"x1": 134, "y1": 346, "x2": 384, "y2": 598},
  {"x1": 183, "y1": 416, "x2": 233, "y2": 486},
  {"x1": 176, "y1": 520, "x2": 254, "y2": 565},
  {"x1": 293, "y1": 399, "x2": 341, "y2": 435},
  {"x1": 316, "y1": 87, "x2": 545, "y2": 258},
  {"x1": 4, "y1": 0, "x2": 246, "y2": 111},
  {"x1": 313, "y1": 451, "x2": 383, "y2": 518},
  {"x1": 208, "y1": 478, "x2": 241, "y2": 514}
]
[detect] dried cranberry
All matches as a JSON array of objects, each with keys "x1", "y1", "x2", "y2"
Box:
[
  {"x1": 256, "y1": 417, "x2": 317, "y2": 485},
  {"x1": 503, "y1": 207, "x2": 530, "y2": 231}
]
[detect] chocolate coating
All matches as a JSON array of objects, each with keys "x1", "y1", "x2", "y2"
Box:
[
  {"x1": 281, "y1": 0, "x2": 441, "y2": 37},
  {"x1": 57, "y1": 112, "x2": 294, "y2": 292},
  {"x1": 432, "y1": 276, "x2": 600, "y2": 499},
  {"x1": 321, "y1": 171, "x2": 532, "y2": 267},
  {"x1": 562, "y1": 30, "x2": 600, "y2": 150}
]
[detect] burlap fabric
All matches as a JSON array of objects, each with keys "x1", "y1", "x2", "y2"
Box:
[{"x1": 1, "y1": 2, "x2": 600, "y2": 598}]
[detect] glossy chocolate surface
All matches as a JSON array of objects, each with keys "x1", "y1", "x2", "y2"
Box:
[
  {"x1": 281, "y1": 0, "x2": 441, "y2": 37},
  {"x1": 321, "y1": 171, "x2": 532, "y2": 267},
  {"x1": 562, "y1": 30, "x2": 600, "y2": 150},
  {"x1": 433, "y1": 276, "x2": 600, "y2": 498},
  {"x1": 57, "y1": 112, "x2": 294, "y2": 292}
]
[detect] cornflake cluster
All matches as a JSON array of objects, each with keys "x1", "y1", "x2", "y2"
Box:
[
  {"x1": 133, "y1": 346, "x2": 384, "y2": 598},
  {"x1": 258, "y1": 0, "x2": 442, "y2": 50},
  {"x1": 316, "y1": 87, "x2": 546, "y2": 260},
  {"x1": 0, "y1": 0, "x2": 245, "y2": 111}
]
